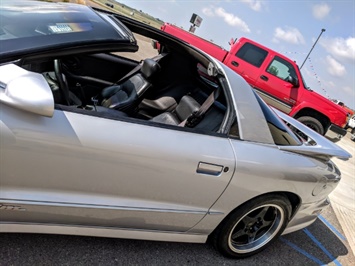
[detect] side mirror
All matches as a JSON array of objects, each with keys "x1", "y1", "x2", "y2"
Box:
[
  {"x1": 285, "y1": 75, "x2": 299, "y2": 88},
  {"x1": 0, "y1": 64, "x2": 54, "y2": 117}
]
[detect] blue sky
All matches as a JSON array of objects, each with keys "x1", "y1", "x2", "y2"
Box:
[{"x1": 118, "y1": 0, "x2": 355, "y2": 109}]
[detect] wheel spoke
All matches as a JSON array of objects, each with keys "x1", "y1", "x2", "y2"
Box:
[
  {"x1": 241, "y1": 215, "x2": 254, "y2": 225},
  {"x1": 257, "y1": 206, "x2": 271, "y2": 220},
  {"x1": 231, "y1": 230, "x2": 247, "y2": 240},
  {"x1": 247, "y1": 231, "x2": 257, "y2": 243},
  {"x1": 261, "y1": 219, "x2": 273, "y2": 228}
]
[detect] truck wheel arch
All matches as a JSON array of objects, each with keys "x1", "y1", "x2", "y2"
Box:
[{"x1": 293, "y1": 108, "x2": 331, "y2": 135}]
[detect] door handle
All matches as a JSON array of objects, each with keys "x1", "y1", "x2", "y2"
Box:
[
  {"x1": 231, "y1": 61, "x2": 239, "y2": 67},
  {"x1": 197, "y1": 162, "x2": 224, "y2": 176},
  {"x1": 260, "y1": 75, "x2": 268, "y2": 81}
]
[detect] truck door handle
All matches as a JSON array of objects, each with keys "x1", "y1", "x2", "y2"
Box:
[
  {"x1": 197, "y1": 162, "x2": 224, "y2": 176},
  {"x1": 260, "y1": 75, "x2": 268, "y2": 81},
  {"x1": 231, "y1": 61, "x2": 239, "y2": 67}
]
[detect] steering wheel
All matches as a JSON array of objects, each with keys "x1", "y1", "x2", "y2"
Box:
[{"x1": 54, "y1": 59, "x2": 70, "y2": 105}]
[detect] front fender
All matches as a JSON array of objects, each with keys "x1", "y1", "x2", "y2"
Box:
[{"x1": 289, "y1": 101, "x2": 346, "y2": 127}]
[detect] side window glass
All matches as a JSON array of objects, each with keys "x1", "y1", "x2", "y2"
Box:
[
  {"x1": 235, "y1": 43, "x2": 268, "y2": 68},
  {"x1": 267, "y1": 56, "x2": 297, "y2": 81}
]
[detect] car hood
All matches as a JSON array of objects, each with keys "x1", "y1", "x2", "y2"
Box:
[
  {"x1": 275, "y1": 109, "x2": 352, "y2": 161},
  {"x1": 307, "y1": 89, "x2": 348, "y2": 116}
]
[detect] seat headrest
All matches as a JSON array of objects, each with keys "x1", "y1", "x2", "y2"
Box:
[
  {"x1": 176, "y1": 95, "x2": 200, "y2": 121},
  {"x1": 141, "y1": 58, "x2": 161, "y2": 79}
]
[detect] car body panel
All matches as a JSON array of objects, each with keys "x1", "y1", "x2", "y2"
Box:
[
  {"x1": 214, "y1": 61, "x2": 274, "y2": 144},
  {"x1": 189, "y1": 139, "x2": 340, "y2": 234},
  {"x1": 0, "y1": 103, "x2": 235, "y2": 231},
  {"x1": 276, "y1": 109, "x2": 352, "y2": 160}
]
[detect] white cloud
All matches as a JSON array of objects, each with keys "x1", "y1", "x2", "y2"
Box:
[
  {"x1": 202, "y1": 6, "x2": 215, "y2": 17},
  {"x1": 312, "y1": 3, "x2": 331, "y2": 20},
  {"x1": 326, "y1": 55, "x2": 346, "y2": 77},
  {"x1": 321, "y1": 37, "x2": 355, "y2": 63},
  {"x1": 202, "y1": 6, "x2": 250, "y2": 32},
  {"x1": 240, "y1": 0, "x2": 263, "y2": 12},
  {"x1": 343, "y1": 86, "x2": 353, "y2": 94},
  {"x1": 272, "y1": 27, "x2": 305, "y2": 44}
]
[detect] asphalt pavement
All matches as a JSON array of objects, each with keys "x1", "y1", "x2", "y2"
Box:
[
  {"x1": 0, "y1": 206, "x2": 353, "y2": 265},
  {"x1": 328, "y1": 131, "x2": 355, "y2": 257}
]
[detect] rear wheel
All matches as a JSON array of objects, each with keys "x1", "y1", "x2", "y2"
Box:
[
  {"x1": 212, "y1": 195, "x2": 291, "y2": 258},
  {"x1": 297, "y1": 116, "x2": 324, "y2": 135}
]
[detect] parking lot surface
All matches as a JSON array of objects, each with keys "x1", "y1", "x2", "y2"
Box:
[{"x1": 0, "y1": 206, "x2": 353, "y2": 265}]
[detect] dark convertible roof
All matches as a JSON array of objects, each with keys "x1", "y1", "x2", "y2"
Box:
[{"x1": 0, "y1": 0, "x2": 137, "y2": 62}]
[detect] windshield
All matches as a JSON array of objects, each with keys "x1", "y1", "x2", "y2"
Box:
[
  {"x1": 298, "y1": 65, "x2": 309, "y2": 89},
  {"x1": 0, "y1": 0, "x2": 132, "y2": 59}
]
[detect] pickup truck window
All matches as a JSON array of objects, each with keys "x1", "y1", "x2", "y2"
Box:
[
  {"x1": 267, "y1": 56, "x2": 297, "y2": 82},
  {"x1": 235, "y1": 43, "x2": 268, "y2": 68}
]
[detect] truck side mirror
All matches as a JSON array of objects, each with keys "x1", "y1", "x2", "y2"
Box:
[{"x1": 286, "y1": 76, "x2": 299, "y2": 88}]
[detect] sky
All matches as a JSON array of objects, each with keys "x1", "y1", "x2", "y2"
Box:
[{"x1": 117, "y1": 0, "x2": 355, "y2": 109}]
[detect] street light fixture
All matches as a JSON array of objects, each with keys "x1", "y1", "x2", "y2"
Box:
[{"x1": 300, "y1": 28, "x2": 326, "y2": 69}]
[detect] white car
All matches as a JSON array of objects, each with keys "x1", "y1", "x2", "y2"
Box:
[{"x1": 348, "y1": 115, "x2": 355, "y2": 141}]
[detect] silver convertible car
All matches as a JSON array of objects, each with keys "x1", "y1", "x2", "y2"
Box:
[{"x1": 0, "y1": 0, "x2": 351, "y2": 258}]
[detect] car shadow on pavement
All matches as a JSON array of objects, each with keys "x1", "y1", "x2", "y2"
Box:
[{"x1": 0, "y1": 216, "x2": 352, "y2": 266}]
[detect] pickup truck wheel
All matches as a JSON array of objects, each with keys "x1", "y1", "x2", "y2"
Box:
[
  {"x1": 297, "y1": 116, "x2": 324, "y2": 135},
  {"x1": 212, "y1": 195, "x2": 291, "y2": 258}
]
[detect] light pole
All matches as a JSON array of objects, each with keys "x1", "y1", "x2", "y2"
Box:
[{"x1": 300, "y1": 28, "x2": 326, "y2": 69}]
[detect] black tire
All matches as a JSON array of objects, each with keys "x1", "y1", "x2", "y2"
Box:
[
  {"x1": 297, "y1": 116, "x2": 325, "y2": 135},
  {"x1": 212, "y1": 195, "x2": 291, "y2": 258}
]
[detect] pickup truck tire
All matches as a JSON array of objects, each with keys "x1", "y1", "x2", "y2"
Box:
[{"x1": 297, "y1": 116, "x2": 324, "y2": 135}]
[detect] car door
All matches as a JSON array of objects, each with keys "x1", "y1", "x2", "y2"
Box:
[
  {"x1": 224, "y1": 41, "x2": 267, "y2": 85},
  {"x1": 255, "y1": 56, "x2": 300, "y2": 114},
  {"x1": 0, "y1": 105, "x2": 235, "y2": 232}
]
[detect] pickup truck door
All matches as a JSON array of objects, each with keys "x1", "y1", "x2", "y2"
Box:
[
  {"x1": 224, "y1": 42, "x2": 267, "y2": 84},
  {"x1": 255, "y1": 55, "x2": 300, "y2": 114}
]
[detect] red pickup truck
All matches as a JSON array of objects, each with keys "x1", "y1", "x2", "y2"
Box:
[{"x1": 160, "y1": 23, "x2": 349, "y2": 137}]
